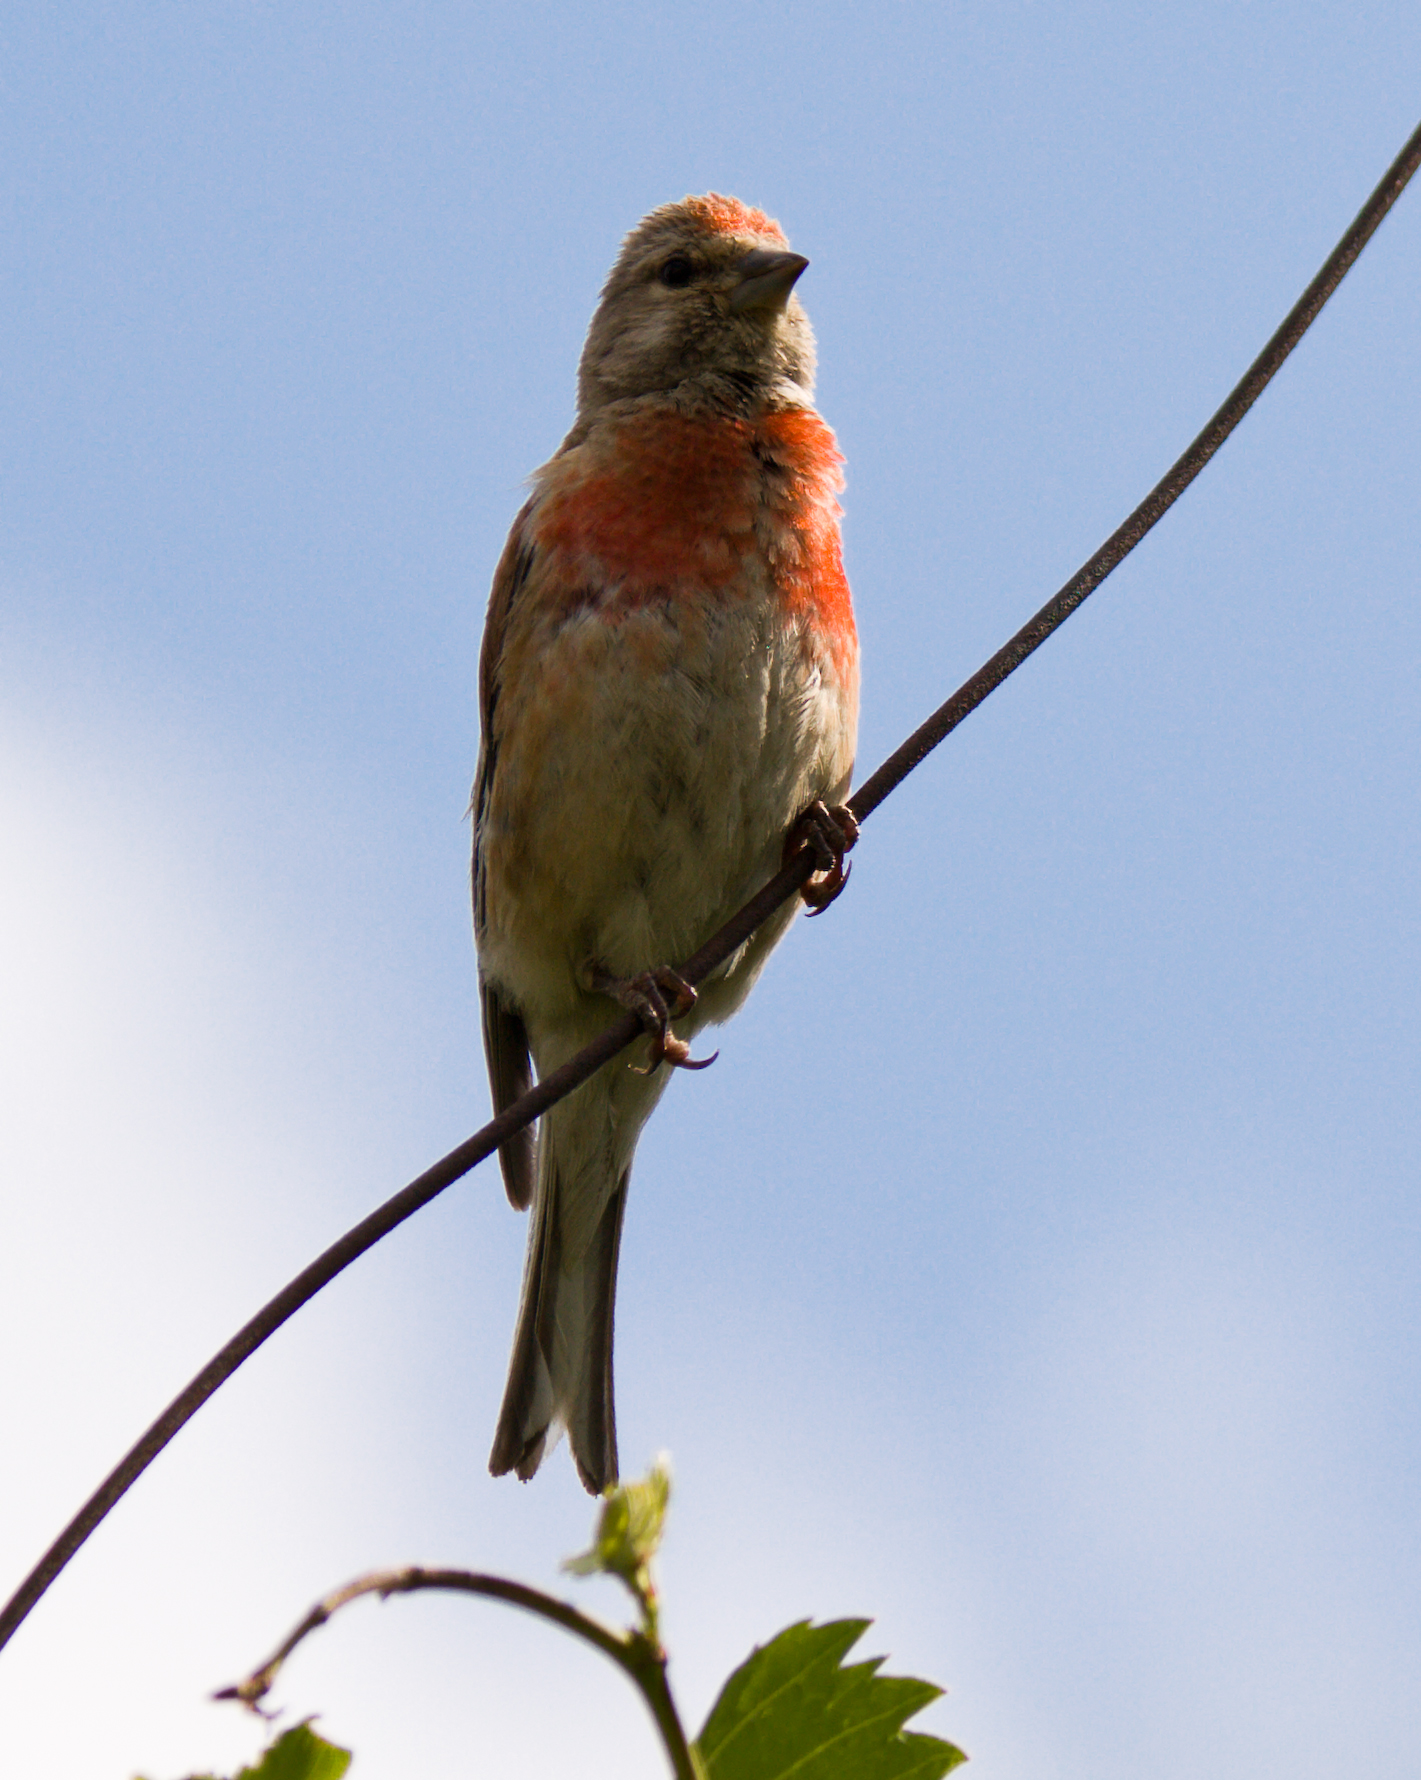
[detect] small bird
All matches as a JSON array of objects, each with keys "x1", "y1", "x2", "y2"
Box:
[{"x1": 474, "y1": 194, "x2": 860, "y2": 1492}]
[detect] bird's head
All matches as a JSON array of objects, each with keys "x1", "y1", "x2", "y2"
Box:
[{"x1": 576, "y1": 194, "x2": 816, "y2": 420}]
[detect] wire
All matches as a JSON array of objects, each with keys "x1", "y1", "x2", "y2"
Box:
[{"x1": 3, "y1": 116, "x2": 1417, "y2": 1657}]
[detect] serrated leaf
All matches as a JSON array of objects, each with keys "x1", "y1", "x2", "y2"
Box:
[{"x1": 693, "y1": 1619, "x2": 966, "y2": 1780}]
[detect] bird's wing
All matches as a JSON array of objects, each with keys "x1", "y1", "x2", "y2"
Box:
[
  {"x1": 479, "y1": 979, "x2": 535, "y2": 1210},
  {"x1": 474, "y1": 503, "x2": 538, "y2": 1211}
]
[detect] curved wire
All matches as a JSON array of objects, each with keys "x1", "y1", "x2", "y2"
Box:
[{"x1": 3, "y1": 116, "x2": 1418, "y2": 1657}]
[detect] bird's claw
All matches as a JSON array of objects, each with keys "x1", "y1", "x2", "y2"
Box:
[
  {"x1": 785, "y1": 800, "x2": 860, "y2": 914},
  {"x1": 584, "y1": 963, "x2": 718, "y2": 1074}
]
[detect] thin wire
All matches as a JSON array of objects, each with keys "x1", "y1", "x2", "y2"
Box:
[
  {"x1": 2, "y1": 118, "x2": 1418, "y2": 1657},
  {"x1": 850, "y1": 117, "x2": 1421, "y2": 821}
]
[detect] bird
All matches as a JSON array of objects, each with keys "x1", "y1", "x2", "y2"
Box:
[{"x1": 473, "y1": 193, "x2": 860, "y2": 1493}]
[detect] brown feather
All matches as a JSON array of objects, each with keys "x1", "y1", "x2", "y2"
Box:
[
  {"x1": 473, "y1": 506, "x2": 539, "y2": 1208},
  {"x1": 487, "y1": 1157, "x2": 628, "y2": 1492},
  {"x1": 479, "y1": 980, "x2": 535, "y2": 1210}
]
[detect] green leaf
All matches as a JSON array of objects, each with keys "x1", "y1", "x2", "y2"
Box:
[
  {"x1": 141, "y1": 1719, "x2": 352, "y2": 1780},
  {"x1": 693, "y1": 1619, "x2": 966, "y2": 1780},
  {"x1": 563, "y1": 1452, "x2": 673, "y2": 1637},
  {"x1": 236, "y1": 1723, "x2": 352, "y2": 1780},
  {"x1": 564, "y1": 1453, "x2": 672, "y2": 1587}
]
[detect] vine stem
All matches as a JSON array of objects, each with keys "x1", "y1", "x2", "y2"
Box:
[
  {"x1": 216, "y1": 1566, "x2": 703, "y2": 1780},
  {"x1": 1, "y1": 116, "x2": 1418, "y2": 1658}
]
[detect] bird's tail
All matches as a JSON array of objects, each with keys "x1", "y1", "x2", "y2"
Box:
[{"x1": 488, "y1": 1140, "x2": 628, "y2": 1494}]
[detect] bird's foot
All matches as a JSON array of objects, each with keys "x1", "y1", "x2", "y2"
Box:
[
  {"x1": 582, "y1": 962, "x2": 719, "y2": 1075},
  {"x1": 784, "y1": 800, "x2": 860, "y2": 913}
]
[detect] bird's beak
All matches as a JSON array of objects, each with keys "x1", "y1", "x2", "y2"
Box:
[{"x1": 728, "y1": 248, "x2": 809, "y2": 314}]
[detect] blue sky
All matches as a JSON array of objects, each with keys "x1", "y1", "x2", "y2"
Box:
[{"x1": 1, "y1": 5, "x2": 1418, "y2": 1776}]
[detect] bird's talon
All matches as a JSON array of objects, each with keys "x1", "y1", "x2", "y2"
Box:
[
  {"x1": 805, "y1": 856, "x2": 851, "y2": 914},
  {"x1": 633, "y1": 1033, "x2": 718, "y2": 1075},
  {"x1": 586, "y1": 963, "x2": 714, "y2": 1073},
  {"x1": 650, "y1": 967, "x2": 698, "y2": 1021},
  {"x1": 785, "y1": 800, "x2": 859, "y2": 912}
]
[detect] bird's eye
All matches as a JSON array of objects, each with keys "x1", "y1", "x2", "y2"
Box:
[{"x1": 658, "y1": 254, "x2": 695, "y2": 289}]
